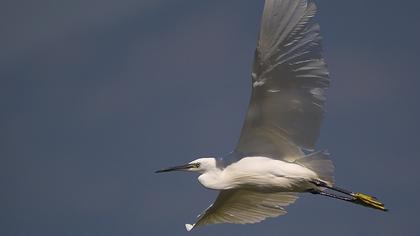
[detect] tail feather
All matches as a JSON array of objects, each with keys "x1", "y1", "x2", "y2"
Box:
[{"x1": 295, "y1": 150, "x2": 334, "y2": 187}]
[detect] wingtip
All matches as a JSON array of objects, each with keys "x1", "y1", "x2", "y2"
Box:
[{"x1": 185, "y1": 224, "x2": 195, "y2": 232}]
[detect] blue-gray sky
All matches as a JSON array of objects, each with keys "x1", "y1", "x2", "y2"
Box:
[{"x1": 2, "y1": 0, "x2": 420, "y2": 235}]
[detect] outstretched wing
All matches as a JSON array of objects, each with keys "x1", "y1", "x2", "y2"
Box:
[
  {"x1": 235, "y1": 0, "x2": 330, "y2": 162},
  {"x1": 185, "y1": 190, "x2": 298, "y2": 231}
]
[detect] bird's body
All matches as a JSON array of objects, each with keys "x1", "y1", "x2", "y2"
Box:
[
  {"x1": 198, "y1": 157, "x2": 318, "y2": 192},
  {"x1": 156, "y1": 0, "x2": 387, "y2": 231}
]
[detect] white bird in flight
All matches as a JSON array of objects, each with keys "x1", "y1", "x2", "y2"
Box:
[{"x1": 156, "y1": 0, "x2": 387, "y2": 231}]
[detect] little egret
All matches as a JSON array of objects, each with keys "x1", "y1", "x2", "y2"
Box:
[{"x1": 156, "y1": 0, "x2": 387, "y2": 231}]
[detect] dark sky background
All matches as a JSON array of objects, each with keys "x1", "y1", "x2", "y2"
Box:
[{"x1": 2, "y1": 0, "x2": 420, "y2": 235}]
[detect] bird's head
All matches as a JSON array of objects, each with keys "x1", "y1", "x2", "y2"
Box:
[{"x1": 155, "y1": 157, "x2": 217, "y2": 174}]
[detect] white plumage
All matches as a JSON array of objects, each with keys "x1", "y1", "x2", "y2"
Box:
[
  {"x1": 184, "y1": 152, "x2": 332, "y2": 231},
  {"x1": 156, "y1": 0, "x2": 387, "y2": 231}
]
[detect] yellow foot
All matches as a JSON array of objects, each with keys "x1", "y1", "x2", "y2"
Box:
[{"x1": 351, "y1": 193, "x2": 388, "y2": 211}]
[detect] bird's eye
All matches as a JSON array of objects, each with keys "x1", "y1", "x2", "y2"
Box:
[{"x1": 195, "y1": 163, "x2": 201, "y2": 168}]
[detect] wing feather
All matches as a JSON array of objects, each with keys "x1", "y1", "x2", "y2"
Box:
[
  {"x1": 235, "y1": 0, "x2": 329, "y2": 161},
  {"x1": 186, "y1": 190, "x2": 298, "y2": 231}
]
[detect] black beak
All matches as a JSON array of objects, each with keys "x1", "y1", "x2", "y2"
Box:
[{"x1": 155, "y1": 163, "x2": 195, "y2": 173}]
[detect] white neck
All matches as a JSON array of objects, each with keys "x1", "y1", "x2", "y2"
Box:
[{"x1": 197, "y1": 168, "x2": 228, "y2": 190}]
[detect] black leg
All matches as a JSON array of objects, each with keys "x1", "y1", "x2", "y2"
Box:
[
  {"x1": 308, "y1": 189, "x2": 354, "y2": 202},
  {"x1": 310, "y1": 180, "x2": 353, "y2": 196},
  {"x1": 309, "y1": 180, "x2": 388, "y2": 211}
]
